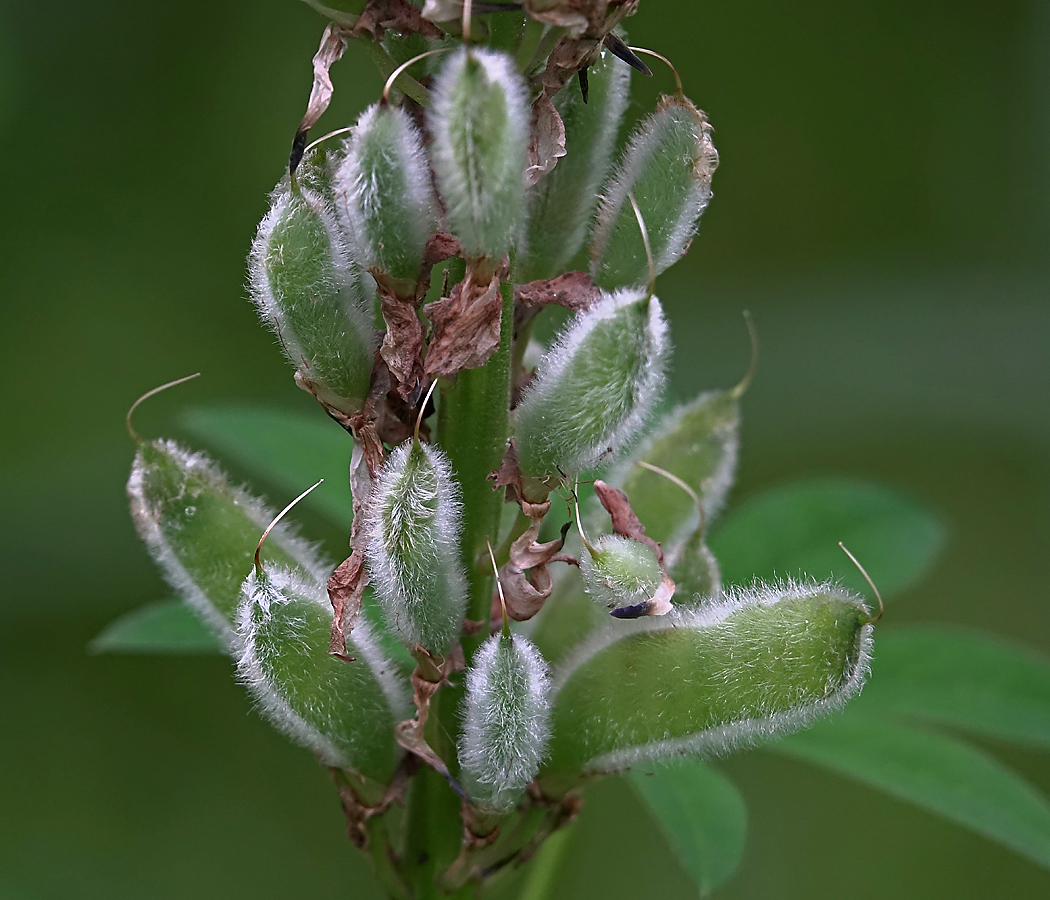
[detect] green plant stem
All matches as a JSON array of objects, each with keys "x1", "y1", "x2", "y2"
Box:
[
  {"x1": 368, "y1": 815, "x2": 412, "y2": 900},
  {"x1": 362, "y1": 38, "x2": 432, "y2": 106},
  {"x1": 518, "y1": 825, "x2": 574, "y2": 900},
  {"x1": 437, "y1": 282, "x2": 514, "y2": 665},
  {"x1": 404, "y1": 765, "x2": 473, "y2": 900}
]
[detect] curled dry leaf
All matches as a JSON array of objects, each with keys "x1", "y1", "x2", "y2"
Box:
[
  {"x1": 424, "y1": 261, "x2": 508, "y2": 379},
  {"x1": 513, "y1": 270, "x2": 601, "y2": 337},
  {"x1": 353, "y1": 0, "x2": 444, "y2": 40},
  {"x1": 497, "y1": 516, "x2": 570, "y2": 623},
  {"x1": 292, "y1": 23, "x2": 350, "y2": 173},
  {"x1": 328, "y1": 554, "x2": 366, "y2": 658},
  {"x1": 527, "y1": 95, "x2": 567, "y2": 187},
  {"x1": 376, "y1": 278, "x2": 426, "y2": 398}
]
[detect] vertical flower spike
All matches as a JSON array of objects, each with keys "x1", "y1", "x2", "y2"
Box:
[
  {"x1": 428, "y1": 47, "x2": 529, "y2": 261},
  {"x1": 514, "y1": 287, "x2": 669, "y2": 499},
  {"x1": 128, "y1": 439, "x2": 328, "y2": 650},
  {"x1": 334, "y1": 103, "x2": 437, "y2": 296},
  {"x1": 237, "y1": 565, "x2": 410, "y2": 796},
  {"x1": 249, "y1": 180, "x2": 376, "y2": 419},
  {"x1": 458, "y1": 632, "x2": 552, "y2": 812},
  {"x1": 590, "y1": 94, "x2": 718, "y2": 290},
  {"x1": 540, "y1": 581, "x2": 875, "y2": 794},
  {"x1": 519, "y1": 48, "x2": 631, "y2": 281},
  {"x1": 365, "y1": 439, "x2": 469, "y2": 655}
]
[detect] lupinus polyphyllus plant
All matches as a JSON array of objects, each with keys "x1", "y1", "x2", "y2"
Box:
[{"x1": 111, "y1": 0, "x2": 1050, "y2": 896}]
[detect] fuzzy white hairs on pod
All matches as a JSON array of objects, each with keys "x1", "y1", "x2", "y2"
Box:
[
  {"x1": 127, "y1": 438, "x2": 330, "y2": 650},
  {"x1": 249, "y1": 181, "x2": 375, "y2": 416},
  {"x1": 459, "y1": 632, "x2": 552, "y2": 812},
  {"x1": 427, "y1": 46, "x2": 529, "y2": 260},
  {"x1": 591, "y1": 95, "x2": 718, "y2": 288},
  {"x1": 333, "y1": 103, "x2": 436, "y2": 282},
  {"x1": 550, "y1": 579, "x2": 874, "y2": 774},
  {"x1": 236, "y1": 565, "x2": 411, "y2": 771},
  {"x1": 515, "y1": 287, "x2": 670, "y2": 481},
  {"x1": 364, "y1": 440, "x2": 469, "y2": 654}
]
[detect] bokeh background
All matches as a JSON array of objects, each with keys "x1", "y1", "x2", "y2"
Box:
[{"x1": 2, "y1": 0, "x2": 1049, "y2": 897}]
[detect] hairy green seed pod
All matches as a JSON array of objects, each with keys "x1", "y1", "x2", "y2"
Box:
[
  {"x1": 514, "y1": 287, "x2": 669, "y2": 497},
  {"x1": 580, "y1": 534, "x2": 664, "y2": 613},
  {"x1": 128, "y1": 439, "x2": 327, "y2": 649},
  {"x1": 590, "y1": 94, "x2": 718, "y2": 290},
  {"x1": 237, "y1": 565, "x2": 409, "y2": 792},
  {"x1": 333, "y1": 103, "x2": 436, "y2": 293},
  {"x1": 541, "y1": 581, "x2": 873, "y2": 789},
  {"x1": 459, "y1": 632, "x2": 552, "y2": 812},
  {"x1": 519, "y1": 49, "x2": 631, "y2": 281},
  {"x1": 669, "y1": 529, "x2": 722, "y2": 604},
  {"x1": 250, "y1": 181, "x2": 376, "y2": 417},
  {"x1": 615, "y1": 390, "x2": 740, "y2": 547},
  {"x1": 365, "y1": 441, "x2": 469, "y2": 655},
  {"x1": 428, "y1": 47, "x2": 529, "y2": 260}
]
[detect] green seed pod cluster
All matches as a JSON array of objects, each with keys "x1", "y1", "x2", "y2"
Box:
[
  {"x1": 334, "y1": 103, "x2": 437, "y2": 294},
  {"x1": 249, "y1": 181, "x2": 376, "y2": 417},
  {"x1": 541, "y1": 581, "x2": 873, "y2": 790},
  {"x1": 127, "y1": 438, "x2": 327, "y2": 649},
  {"x1": 237, "y1": 565, "x2": 409, "y2": 790},
  {"x1": 428, "y1": 47, "x2": 529, "y2": 261},
  {"x1": 580, "y1": 534, "x2": 666, "y2": 615},
  {"x1": 519, "y1": 48, "x2": 631, "y2": 281},
  {"x1": 458, "y1": 632, "x2": 552, "y2": 812},
  {"x1": 364, "y1": 440, "x2": 469, "y2": 655},
  {"x1": 591, "y1": 94, "x2": 719, "y2": 290},
  {"x1": 514, "y1": 287, "x2": 669, "y2": 498}
]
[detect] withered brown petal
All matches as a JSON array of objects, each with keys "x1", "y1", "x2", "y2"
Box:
[
  {"x1": 593, "y1": 479, "x2": 663, "y2": 563},
  {"x1": 423, "y1": 267, "x2": 505, "y2": 379},
  {"x1": 526, "y1": 94, "x2": 567, "y2": 187}
]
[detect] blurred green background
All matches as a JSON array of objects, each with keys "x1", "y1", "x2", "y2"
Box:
[{"x1": 2, "y1": 0, "x2": 1049, "y2": 897}]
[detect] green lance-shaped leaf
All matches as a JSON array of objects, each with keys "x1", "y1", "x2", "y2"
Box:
[
  {"x1": 613, "y1": 388, "x2": 740, "y2": 549},
  {"x1": 514, "y1": 287, "x2": 670, "y2": 499},
  {"x1": 333, "y1": 103, "x2": 437, "y2": 293},
  {"x1": 458, "y1": 632, "x2": 552, "y2": 812},
  {"x1": 365, "y1": 440, "x2": 469, "y2": 655},
  {"x1": 127, "y1": 438, "x2": 328, "y2": 650},
  {"x1": 540, "y1": 580, "x2": 874, "y2": 791},
  {"x1": 91, "y1": 599, "x2": 224, "y2": 655},
  {"x1": 237, "y1": 565, "x2": 410, "y2": 794},
  {"x1": 590, "y1": 94, "x2": 719, "y2": 290},
  {"x1": 428, "y1": 47, "x2": 529, "y2": 261},
  {"x1": 519, "y1": 48, "x2": 631, "y2": 281},
  {"x1": 627, "y1": 762, "x2": 748, "y2": 897},
  {"x1": 249, "y1": 181, "x2": 376, "y2": 417},
  {"x1": 772, "y1": 712, "x2": 1050, "y2": 873}
]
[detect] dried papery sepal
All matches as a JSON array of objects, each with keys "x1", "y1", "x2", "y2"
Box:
[
  {"x1": 364, "y1": 438, "x2": 470, "y2": 655},
  {"x1": 428, "y1": 46, "x2": 529, "y2": 262},
  {"x1": 128, "y1": 438, "x2": 328, "y2": 649},
  {"x1": 590, "y1": 93, "x2": 718, "y2": 290},
  {"x1": 333, "y1": 103, "x2": 437, "y2": 295},
  {"x1": 249, "y1": 176, "x2": 376, "y2": 420},
  {"x1": 237, "y1": 563, "x2": 410, "y2": 795},
  {"x1": 458, "y1": 630, "x2": 552, "y2": 813},
  {"x1": 513, "y1": 286, "x2": 670, "y2": 500},
  {"x1": 519, "y1": 48, "x2": 630, "y2": 281},
  {"x1": 540, "y1": 580, "x2": 875, "y2": 791}
]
